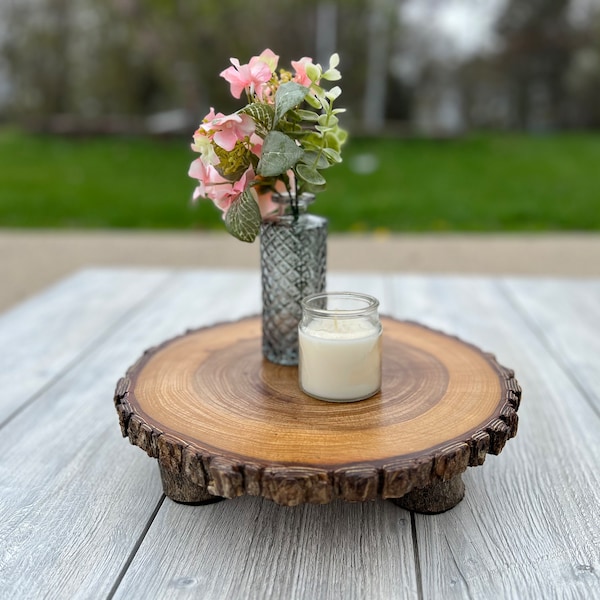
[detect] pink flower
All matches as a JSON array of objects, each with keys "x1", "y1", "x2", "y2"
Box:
[
  {"x1": 256, "y1": 48, "x2": 279, "y2": 72},
  {"x1": 189, "y1": 158, "x2": 255, "y2": 215},
  {"x1": 188, "y1": 158, "x2": 223, "y2": 200},
  {"x1": 191, "y1": 130, "x2": 219, "y2": 166},
  {"x1": 211, "y1": 167, "x2": 254, "y2": 213},
  {"x1": 202, "y1": 107, "x2": 223, "y2": 123},
  {"x1": 291, "y1": 57, "x2": 315, "y2": 87},
  {"x1": 220, "y1": 49, "x2": 279, "y2": 100},
  {"x1": 248, "y1": 132, "x2": 263, "y2": 158},
  {"x1": 201, "y1": 112, "x2": 255, "y2": 151}
]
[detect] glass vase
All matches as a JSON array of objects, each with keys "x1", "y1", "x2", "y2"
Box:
[{"x1": 260, "y1": 193, "x2": 327, "y2": 365}]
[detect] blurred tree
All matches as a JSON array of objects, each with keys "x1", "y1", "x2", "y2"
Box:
[
  {"x1": 564, "y1": 6, "x2": 600, "y2": 127},
  {"x1": 362, "y1": 0, "x2": 398, "y2": 132},
  {"x1": 452, "y1": 0, "x2": 600, "y2": 131},
  {"x1": 1, "y1": 0, "x2": 74, "y2": 115},
  {"x1": 0, "y1": 0, "x2": 374, "y2": 131},
  {"x1": 14, "y1": 0, "x2": 600, "y2": 135},
  {"x1": 495, "y1": 0, "x2": 576, "y2": 130}
]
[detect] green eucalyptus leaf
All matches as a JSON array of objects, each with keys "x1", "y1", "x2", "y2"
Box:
[
  {"x1": 296, "y1": 163, "x2": 326, "y2": 186},
  {"x1": 335, "y1": 127, "x2": 349, "y2": 145},
  {"x1": 322, "y1": 147, "x2": 342, "y2": 163},
  {"x1": 304, "y1": 93, "x2": 321, "y2": 109},
  {"x1": 302, "y1": 132, "x2": 324, "y2": 147},
  {"x1": 274, "y1": 82, "x2": 309, "y2": 126},
  {"x1": 305, "y1": 63, "x2": 321, "y2": 82},
  {"x1": 301, "y1": 181, "x2": 327, "y2": 194},
  {"x1": 257, "y1": 131, "x2": 304, "y2": 177},
  {"x1": 322, "y1": 68, "x2": 342, "y2": 81},
  {"x1": 317, "y1": 113, "x2": 338, "y2": 127},
  {"x1": 326, "y1": 86, "x2": 342, "y2": 101},
  {"x1": 301, "y1": 150, "x2": 330, "y2": 169},
  {"x1": 296, "y1": 109, "x2": 319, "y2": 122},
  {"x1": 224, "y1": 189, "x2": 261, "y2": 243}
]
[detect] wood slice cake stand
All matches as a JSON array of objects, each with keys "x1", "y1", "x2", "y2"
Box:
[{"x1": 114, "y1": 316, "x2": 521, "y2": 514}]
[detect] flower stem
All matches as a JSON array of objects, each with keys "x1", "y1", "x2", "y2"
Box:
[{"x1": 292, "y1": 176, "x2": 300, "y2": 220}]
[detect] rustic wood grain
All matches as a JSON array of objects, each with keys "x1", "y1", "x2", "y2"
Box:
[
  {"x1": 504, "y1": 278, "x2": 600, "y2": 415},
  {"x1": 4, "y1": 269, "x2": 600, "y2": 600},
  {"x1": 115, "y1": 314, "x2": 520, "y2": 509},
  {"x1": 390, "y1": 275, "x2": 600, "y2": 599},
  {"x1": 0, "y1": 268, "x2": 171, "y2": 424},
  {"x1": 0, "y1": 270, "x2": 262, "y2": 600}
]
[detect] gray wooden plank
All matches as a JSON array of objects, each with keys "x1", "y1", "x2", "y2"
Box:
[
  {"x1": 0, "y1": 267, "x2": 171, "y2": 424},
  {"x1": 389, "y1": 275, "x2": 600, "y2": 599},
  {"x1": 112, "y1": 498, "x2": 417, "y2": 600},
  {"x1": 112, "y1": 271, "x2": 420, "y2": 600},
  {"x1": 0, "y1": 270, "x2": 262, "y2": 600},
  {"x1": 328, "y1": 271, "x2": 392, "y2": 314},
  {"x1": 502, "y1": 278, "x2": 600, "y2": 416}
]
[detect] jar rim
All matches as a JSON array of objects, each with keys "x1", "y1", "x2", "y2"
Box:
[
  {"x1": 301, "y1": 291, "x2": 380, "y2": 317},
  {"x1": 272, "y1": 192, "x2": 316, "y2": 205}
]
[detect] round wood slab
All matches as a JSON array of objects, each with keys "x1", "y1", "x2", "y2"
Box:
[{"x1": 114, "y1": 316, "x2": 521, "y2": 511}]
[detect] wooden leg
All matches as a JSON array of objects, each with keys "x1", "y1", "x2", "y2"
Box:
[
  {"x1": 391, "y1": 474, "x2": 465, "y2": 514},
  {"x1": 158, "y1": 464, "x2": 225, "y2": 505}
]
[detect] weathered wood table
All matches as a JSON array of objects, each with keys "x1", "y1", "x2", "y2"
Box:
[{"x1": 1, "y1": 268, "x2": 599, "y2": 599}]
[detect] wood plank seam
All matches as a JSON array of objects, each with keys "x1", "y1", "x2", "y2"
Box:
[{"x1": 0, "y1": 274, "x2": 173, "y2": 432}]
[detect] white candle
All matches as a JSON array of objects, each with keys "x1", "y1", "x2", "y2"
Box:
[{"x1": 298, "y1": 292, "x2": 382, "y2": 402}]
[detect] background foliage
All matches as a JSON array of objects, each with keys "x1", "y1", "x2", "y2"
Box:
[
  {"x1": 1, "y1": 0, "x2": 599, "y2": 133},
  {"x1": 0, "y1": 0, "x2": 599, "y2": 233},
  {"x1": 2, "y1": 129, "x2": 598, "y2": 232}
]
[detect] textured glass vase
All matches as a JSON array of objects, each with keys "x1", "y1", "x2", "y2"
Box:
[{"x1": 260, "y1": 193, "x2": 327, "y2": 365}]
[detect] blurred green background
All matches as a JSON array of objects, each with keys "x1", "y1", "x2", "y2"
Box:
[{"x1": 1, "y1": 0, "x2": 599, "y2": 233}]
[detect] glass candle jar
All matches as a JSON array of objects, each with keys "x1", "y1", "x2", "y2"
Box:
[{"x1": 298, "y1": 292, "x2": 382, "y2": 402}]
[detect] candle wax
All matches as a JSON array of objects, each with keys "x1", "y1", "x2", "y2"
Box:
[{"x1": 299, "y1": 318, "x2": 382, "y2": 402}]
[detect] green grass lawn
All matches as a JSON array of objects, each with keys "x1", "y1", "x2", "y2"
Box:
[{"x1": 1, "y1": 128, "x2": 599, "y2": 231}]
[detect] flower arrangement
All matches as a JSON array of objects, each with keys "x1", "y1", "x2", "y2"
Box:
[{"x1": 188, "y1": 48, "x2": 347, "y2": 242}]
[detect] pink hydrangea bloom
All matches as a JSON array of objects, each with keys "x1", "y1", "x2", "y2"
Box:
[
  {"x1": 291, "y1": 57, "x2": 314, "y2": 87},
  {"x1": 191, "y1": 130, "x2": 219, "y2": 166},
  {"x1": 202, "y1": 107, "x2": 223, "y2": 123},
  {"x1": 258, "y1": 48, "x2": 279, "y2": 70},
  {"x1": 188, "y1": 158, "x2": 223, "y2": 201},
  {"x1": 220, "y1": 49, "x2": 279, "y2": 100},
  {"x1": 201, "y1": 112, "x2": 255, "y2": 152},
  {"x1": 188, "y1": 159, "x2": 255, "y2": 215},
  {"x1": 211, "y1": 166, "x2": 254, "y2": 213},
  {"x1": 248, "y1": 132, "x2": 263, "y2": 158}
]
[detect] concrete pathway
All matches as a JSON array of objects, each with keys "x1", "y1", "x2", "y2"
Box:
[{"x1": 1, "y1": 229, "x2": 599, "y2": 314}]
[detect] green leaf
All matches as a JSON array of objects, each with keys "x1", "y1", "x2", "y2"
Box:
[
  {"x1": 224, "y1": 189, "x2": 260, "y2": 243},
  {"x1": 300, "y1": 150, "x2": 330, "y2": 169},
  {"x1": 301, "y1": 181, "x2": 327, "y2": 194},
  {"x1": 318, "y1": 113, "x2": 338, "y2": 127},
  {"x1": 296, "y1": 163, "x2": 326, "y2": 186},
  {"x1": 304, "y1": 93, "x2": 321, "y2": 109},
  {"x1": 322, "y1": 68, "x2": 341, "y2": 81},
  {"x1": 322, "y1": 147, "x2": 342, "y2": 163},
  {"x1": 240, "y1": 103, "x2": 274, "y2": 136},
  {"x1": 305, "y1": 63, "x2": 321, "y2": 82},
  {"x1": 296, "y1": 109, "x2": 319, "y2": 122},
  {"x1": 325, "y1": 86, "x2": 342, "y2": 101},
  {"x1": 257, "y1": 131, "x2": 304, "y2": 177},
  {"x1": 274, "y1": 82, "x2": 309, "y2": 126}
]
